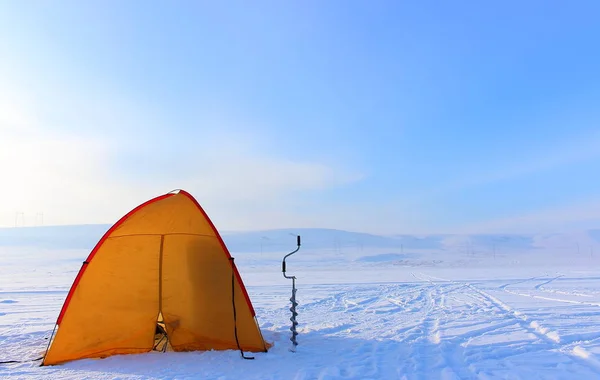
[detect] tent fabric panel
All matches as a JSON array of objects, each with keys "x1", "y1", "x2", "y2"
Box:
[
  {"x1": 43, "y1": 235, "x2": 161, "y2": 365},
  {"x1": 110, "y1": 192, "x2": 216, "y2": 237},
  {"x1": 55, "y1": 193, "x2": 175, "y2": 325},
  {"x1": 161, "y1": 234, "x2": 267, "y2": 352},
  {"x1": 179, "y1": 190, "x2": 256, "y2": 316}
]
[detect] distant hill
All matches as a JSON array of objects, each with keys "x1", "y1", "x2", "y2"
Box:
[
  {"x1": 0, "y1": 225, "x2": 598, "y2": 256},
  {"x1": 0, "y1": 225, "x2": 407, "y2": 252},
  {"x1": 0, "y1": 224, "x2": 110, "y2": 250},
  {"x1": 220, "y1": 228, "x2": 405, "y2": 253}
]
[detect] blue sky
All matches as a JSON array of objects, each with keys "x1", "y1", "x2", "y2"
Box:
[{"x1": 1, "y1": 1, "x2": 599, "y2": 234}]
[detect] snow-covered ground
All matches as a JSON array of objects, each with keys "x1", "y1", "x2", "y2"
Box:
[{"x1": 2, "y1": 227, "x2": 600, "y2": 379}]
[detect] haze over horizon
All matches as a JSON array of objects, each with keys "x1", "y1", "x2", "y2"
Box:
[{"x1": 1, "y1": 1, "x2": 600, "y2": 235}]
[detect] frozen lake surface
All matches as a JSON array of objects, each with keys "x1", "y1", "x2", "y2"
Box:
[{"x1": 1, "y1": 227, "x2": 600, "y2": 379}]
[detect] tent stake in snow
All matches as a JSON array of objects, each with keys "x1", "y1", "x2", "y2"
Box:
[{"x1": 282, "y1": 234, "x2": 301, "y2": 352}]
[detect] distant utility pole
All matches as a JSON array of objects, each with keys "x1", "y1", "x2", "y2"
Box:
[
  {"x1": 355, "y1": 239, "x2": 363, "y2": 254},
  {"x1": 14, "y1": 212, "x2": 24, "y2": 227},
  {"x1": 35, "y1": 212, "x2": 44, "y2": 226},
  {"x1": 260, "y1": 236, "x2": 269, "y2": 256}
]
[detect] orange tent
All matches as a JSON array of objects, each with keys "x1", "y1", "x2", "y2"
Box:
[{"x1": 42, "y1": 190, "x2": 269, "y2": 366}]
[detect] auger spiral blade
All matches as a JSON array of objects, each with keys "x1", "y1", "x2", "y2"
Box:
[{"x1": 282, "y1": 235, "x2": 301, "y2": 352}]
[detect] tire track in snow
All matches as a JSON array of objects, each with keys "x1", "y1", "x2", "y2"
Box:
[
  {"x1": 299, "y1": 284, "x2": 434, "y2": 379},
  {"x1": 421, "y1": 273, "x2": 562, "y2": 346},
  {"x1": 533, "y1": 275, "x2": 564, "y2": 290},
  {"x1": 559, "y1": 340, "x2": 600, "y2": 373},
  {"x1": 404, "y1": 286, "x2": 438, "y2": 379},
  {"x1": 467, "y1": 283, "x2": 561, "y2": 343},
  {"x1": 540, "y1": 288, "x2": 595, "y2": 298},
  {"x1": 498, "y1": 275, "x2": 545, "y2": 290},
  {"x1": 424, "y1": 273, "x2": 561, "y2": 344},
  {"x1": 421, "y1": 273, "x2": 600, "y2": 377},
  {"x1": 409, "y1": 272, "x2": 479, "y2": 379},
  {"x1": 504, "y1": 287, "x2": 600, "y2": 308},
  {"x1": 412, "y1": 273, "x2": 443, "y2": 344},
  {"x1": 501, "y1": 275, "x2": 600, "y2": 306},
  {"x1": 528, "y1": 275, "x2": 595, "y2": 298},
  {"x1": 414, "y1": 273, "x2": 521, "y2": 378}
]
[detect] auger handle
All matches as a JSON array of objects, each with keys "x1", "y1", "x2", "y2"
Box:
[{"x1": 282, "y1": 235, "x2": 301, "y2": 279}]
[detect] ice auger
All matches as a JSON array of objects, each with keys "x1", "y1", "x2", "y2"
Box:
[{"x1": 282, "y1": 235, "x2": 301, "y2": 352}]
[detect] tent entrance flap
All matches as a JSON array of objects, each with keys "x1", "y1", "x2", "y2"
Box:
[{"x1": 153, "y1": 313, "x2": 171, "y2": 352}]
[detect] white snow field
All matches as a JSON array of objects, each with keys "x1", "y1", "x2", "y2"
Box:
[{"x1": 2, "y1": 226, "x2": 600, "y2": 379}]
